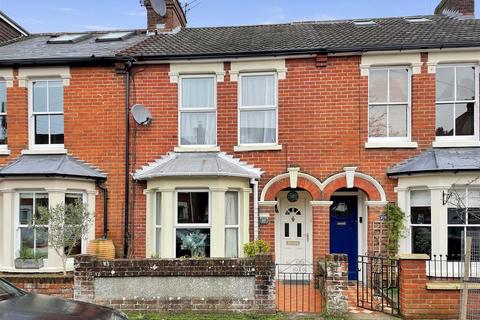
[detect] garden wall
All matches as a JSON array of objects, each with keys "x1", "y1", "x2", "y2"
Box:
[
  {"x1": 73, "y1": 254, "x2": 276, "y2": 313},
  {"x1": 1, "y1": 273, "x2": 73, "y2": 299}
]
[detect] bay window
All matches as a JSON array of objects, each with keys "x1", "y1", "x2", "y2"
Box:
[
  {"x1": 225, "y1": 191, "x2": 239, "y2": 258},
  {"x1": 64, "y1": 193, "x2": 84, "y2": 255},
  {"x1": 31, "y1": 80, "x2": 64, "y2": 147},
  {"x1": 447, "y1": 188, "x2": 480, "y2": 260},
  {"x1": 410, "y1": 190, "x2": 431, "y2": 256},
  {"x1": 18, "y1": 193, "x2": 49, "y2": 259},
  {"x1": 239, "y1": 73, "x2": 277, "y2": 145},
  {"x1": 368, "y1": 67, "x2": 411, "y2": 141},
  {"x1": 179, "y1": 76, "x2": 216, "y2": 146},
  {"x1": 175, "y1": 191, "x2": 210, "y2": 258},
  {"x1": 436, "y1": 65, "x2": 478, "y2": 140}
]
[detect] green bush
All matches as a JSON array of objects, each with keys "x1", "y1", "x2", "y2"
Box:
[{"x1": 243, "y1": 240, "x2": 270, "y2": 257}]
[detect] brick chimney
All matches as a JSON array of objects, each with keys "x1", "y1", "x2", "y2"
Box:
[
  {"x1": 435, "y1": 0, "x2": 475, "y2": 17},
  {"x1": 143, "y1": 0, "x2": 187, "y2": 33}
]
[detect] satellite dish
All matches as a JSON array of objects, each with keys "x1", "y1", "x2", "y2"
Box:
[
  {"x1": 150, "y1": 0, "x2": 167, "y2": 17},
  {"x1": 132, "y1": 104, "x2": 153, "y2": 126}
]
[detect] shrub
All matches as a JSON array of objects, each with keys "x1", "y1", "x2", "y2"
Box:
[{"x1": 243, "y1": 240, "x2": 270, "y2": 257}]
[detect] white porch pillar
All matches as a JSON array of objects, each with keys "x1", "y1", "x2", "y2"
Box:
[
  {"x1": 431, "y1": 187, "x2": 447, "y2": 257},
  {"x1": 46, "y1": 189, "x2": 66, "y2": 268},
  {"x1": 144, "y1": 189, "x2": 155, "y2": 258},
  {"x1": 1, "y1": 190, "x2": 14, "y2": 268},
  {"x1": 86, "y1": 190, "x2": 97, "y2": 249},
  {"x1": 210, "y1": 188, "x2": 227, "y2": 257},
  {"x1": 160, "y1": 189, "x2": 175, "y2": 258}
]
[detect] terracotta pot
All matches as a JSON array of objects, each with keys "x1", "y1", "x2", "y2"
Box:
[{"x1": 87, "y1": 239, "x2": 115, "y2": 260}]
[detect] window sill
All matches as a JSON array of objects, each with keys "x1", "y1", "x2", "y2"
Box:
[
  {"x1": 432, "y1": 140, "x2": 480, "y2": 148},
  {"x1": 174, "y1": 146, "x2": 220, "y2": 153},
  {"x1": 365, "y1": 141, "x2": 418, "y2": 149},
  {"x1": 0, "y1": 147, "x2": 11, "y2": 155},
  {"x1": 234, "y1": 144, "x2": 282, "y2": 152},
  {"x1": 21, "y1": 148, "x2": 68, "y2": 155}
]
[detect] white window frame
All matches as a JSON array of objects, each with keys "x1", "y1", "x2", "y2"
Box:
[
  {"x1": 435, "y1": 64, "x2": 479, "y2": 143},
  {"x1": 15, "y1": 191, "x2": 49, "y2": 263},
  {"x1": 409, "y1": 190, "x2": 432, "y2": 255},
  {"x1": 178, "y1": 75, "x2": 217, "y2": 147},
  {"x1": 238, "y1": 72, "x2": 279, "y2": 147},
  {"x1": 225, "y1": 190, "x2": 240, "y2": 258},
  {"x1": 174, "y1": 190, "x2": 211, "y2": 257},
  {"x1": 64, "y1": 191, "x2": 88, "y2": 255},
  {"x1": 154, "y1": 192, "x2": 161, "y2": 256},
  {"x1": 28, "y1": 79, "x2": 65, "y2": 151},
  {"x1": 0, "y1": 80, "x2": 7, "y2": 151},
  {"x1": 367, "y1": 66, "x2": 412, "y2": 143},
  {"x1": 446, "y1": 187, "x2": 480, "y2": 260}
]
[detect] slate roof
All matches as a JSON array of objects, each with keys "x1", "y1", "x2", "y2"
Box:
[
  {"x1": 121, "y1": 15, "x2": 480, "y2": 59},
  {"x1": 388, "y1": 148, "x2": 480, "y2": 176},
  {"x1": 0, "y1": 30, "x2": 147, "y2": 64},
  {"x1": 0, "y1": 154, "x2": 106, "y2": 180},
  {"x1": 134, "y1": 152, "x2": 262, "y2": 180}
]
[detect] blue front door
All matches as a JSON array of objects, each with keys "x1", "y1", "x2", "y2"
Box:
[{"x1": 330, "y1": 196, "x2": 358, "y2": 280}]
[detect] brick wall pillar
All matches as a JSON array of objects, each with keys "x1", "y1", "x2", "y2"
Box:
[
  {"x1": 73, "y1": 254, "x2": 96, "y2": 303},
  {"x1": 258, "y1": 204, "x2": 276, "y2": 258},
  {"x1": 254, "y1": 254, "x2": 276, "y2": 313},
  {"x1": 324, "y1": 253, "x2": 349, "y2": 316},
  {"x1": 312, "y1": 202, "x2": 331, "y2": 262}
]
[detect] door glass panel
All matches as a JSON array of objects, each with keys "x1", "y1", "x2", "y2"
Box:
[
  {"x1": 297, "y1": 223, "x2": 302, "y2": 238},
  {"x1": 284, "y1": 223, "x2": 289, "y2": 238}
]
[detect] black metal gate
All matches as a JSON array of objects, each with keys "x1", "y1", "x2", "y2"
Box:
[
  {"x1": 357, "y1": 255, "x2": 400, "y2": 316},
  {"x1": 276, "y1": 263, "x2": 323, "y2": 313}
]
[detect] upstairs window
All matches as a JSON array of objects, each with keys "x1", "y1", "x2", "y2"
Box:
[
  {"x1": 31, "y1": 80, "x2": 64, "y2": 147},
  {"x1": 239, "y1": 73, "x2": 278, "y2": 145},
  {"x1": 436, "y1": 65, "x2": 477, "y2": 139},
  {"x1": 368, "y1": 67, "x2": 410, "y2": 141},
  {"x1": 0, "y1": 82, "x2": 6, "y2": 145},
  {"x1": 179, "y1": 76, "x2": 216, "y2": 146}
]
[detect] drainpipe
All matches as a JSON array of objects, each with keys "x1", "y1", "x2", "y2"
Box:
[
  {"x1": 97, "y1": 183, "x2": 109, "y2": 239},
  {"x1": 123, "y1": 61, "x2": 133, "y2": 258},
  {"x1": 251, "y1": 178, "x2": 259, "y2": 240}
]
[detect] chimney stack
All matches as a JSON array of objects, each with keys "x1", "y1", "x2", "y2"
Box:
[
  {"x1": 143, "y1": 0, "x2": 187, "y2": 33},
  {"x1": 435, "y1": 0, "x2": 475, "y2": 17}
]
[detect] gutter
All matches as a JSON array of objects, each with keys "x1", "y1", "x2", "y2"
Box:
[
  {"x1": 123, "y1": 60, "x2": 133, "y2": 258},
  {"x1": 0, "y1": 56, "x2": 130, "y2": 67},
  {"x1": 97, "y1": 183, "x2": 109, "y2": 239},
  {"x1": 387, "y1": 168, "x2": 480, "y2": 177}
]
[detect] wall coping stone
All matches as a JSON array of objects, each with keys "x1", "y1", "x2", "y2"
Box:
[
  {"x1": 397, "y1": 253, "x2": 430, "y2": 260},
  {"x1": 427, "y1": 281, "x2": 480, "y2": 290}
]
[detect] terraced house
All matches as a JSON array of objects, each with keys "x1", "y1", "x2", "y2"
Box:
[{"x1": 1, "y1": 0, "x2": 480, "y2": 317}]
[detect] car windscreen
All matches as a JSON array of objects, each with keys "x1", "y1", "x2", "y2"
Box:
[{"x1": 0, "y1": 279, "x2": 24, "y2": 301}]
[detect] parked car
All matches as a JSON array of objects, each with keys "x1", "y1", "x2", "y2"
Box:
[{"x1": 0, "y1": 278, "x2": 127, "y2": 320}]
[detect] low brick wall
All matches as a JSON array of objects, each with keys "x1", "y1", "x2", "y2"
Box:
[
  {"x1": 399, "y1": 255, "x2": 461, "y2": 320},
  {"x1": 74, "y1": 254, "x2": 275, "y2": 313},
  {"x1": 1, "y1": 273, "x2": 73, "y2": 299}
]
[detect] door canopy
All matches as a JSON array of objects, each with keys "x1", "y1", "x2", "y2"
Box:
[{"x1": 260, "y1": 167, "x2": 387, "y2": 203}]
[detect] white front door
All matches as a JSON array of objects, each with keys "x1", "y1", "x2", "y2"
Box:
[{"x1": 278, "y1": 198, "x2": 309, "y2": 265}]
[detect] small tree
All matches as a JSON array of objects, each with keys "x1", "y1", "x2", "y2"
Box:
[{"x1": 36, "y1": 201, "x2": 92, "y2": 276}]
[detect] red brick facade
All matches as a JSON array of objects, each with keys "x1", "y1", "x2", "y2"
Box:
[{"x1": 0, "y1": 53, "x2": 438, "y2": 259}]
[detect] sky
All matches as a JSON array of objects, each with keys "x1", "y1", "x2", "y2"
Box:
[{"x1": 0, "y1": 0, "x2": 478, "y2": 33}]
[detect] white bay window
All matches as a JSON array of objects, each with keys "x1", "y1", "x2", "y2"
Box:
[
  {"x1": 239, "y1": 73, "x2": 278, "y2": 145},
  {"x1": 179, "y1": 76, "x2": 216, "y2": 146}
]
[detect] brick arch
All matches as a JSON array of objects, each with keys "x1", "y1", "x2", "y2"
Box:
[
  {"x1": 321, "y1": 173, "x2": 385, "y2": 202},
  {"x1": 262, "y1": 174, "x2": 322, "y2": 201}
]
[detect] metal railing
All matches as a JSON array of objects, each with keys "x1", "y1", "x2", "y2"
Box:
[
  {"x1": 427, "y1": 255, "x2": 480, "y2": 280},
  {"x1": 357, "y1": 255, "x2": 400, "y2": 316}
]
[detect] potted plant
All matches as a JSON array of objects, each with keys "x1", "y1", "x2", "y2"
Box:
[{"x1": 15, "y1": 247, "x2": 45, "y2": 269}]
